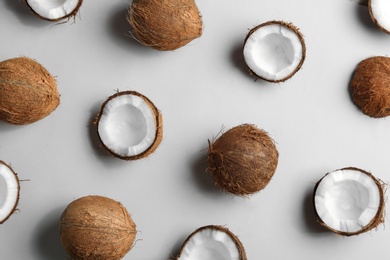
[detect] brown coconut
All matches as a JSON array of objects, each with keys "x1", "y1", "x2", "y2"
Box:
[
  {"x1": 60, "y1": 195, "x2": 137, "y2": 260},
  {"x1": 208, "y1": 124, "x2": 279, "y2": 196},
  {"x1": 128, "y1": 0, "x2": 203, "y2": 51},
  {"x1": 350, "y1": 56, "x2": 390, "y2": 118},
  {"x1": 0, "y1": 57, "x2": 60, "y2": 125}
]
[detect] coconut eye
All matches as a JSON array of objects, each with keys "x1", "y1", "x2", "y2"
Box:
[
  {"x1": 96, "y1": 91, "x2": 163, "y2": 160},
  {"x1": 313, "y1": 167, "x2": 385, "y2": 236},
  {"x1": 0, "y1": 161, "x2": 20, "y2": 224},
  {"x1": 177, "y1": 225, "x2": 247, "y2": 260},
  {"x1": 26, "y1": 0, "x2": 83, "y2": 21},
  {"x1": 243, "y1": 21, "x2": 306, "y2": 82}
]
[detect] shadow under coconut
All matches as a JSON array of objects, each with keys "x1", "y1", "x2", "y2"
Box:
[
  {"x1": 4, "y1": 0, "x2": 48, "y2": 27},
  {"x1": 32, "y1": 206, "x2": 68, "y2": 260},
  {"x1": 168, "y1": 233, "x2": 188, "y2": 260},
  {"x1": 354, "y1": 2, "x2": 385, "y2": 35}
]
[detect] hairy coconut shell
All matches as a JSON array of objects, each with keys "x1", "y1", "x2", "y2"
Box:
[
  {"x1": 176, "y1": 225, "x2": 247, "y2": 260},
  {"x1": 313, "y1": 167, "x2": 385, "y2": 236},
  {"x1": 129, "y1": 0, "x2": 203, "y2": 51},
  {"x1": 25, "y1": 0, "x2": 83, "y2": 22},
  {"x1": 208, "y1": 124, "x2": 279, "y2": 196},
  {"x1": 96, "y1": 90, "x2": 163, "y2": 160},
  {"x1": 350, "y1": 56, "x2": 390, "y2": 118},
  {"x1": 60, "y1": 195, "x2": 137, "y2": 260},
  {"x1": 0, "y1": 57, "x2": 60, "y2": 125}
]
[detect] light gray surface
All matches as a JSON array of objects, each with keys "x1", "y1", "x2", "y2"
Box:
[{"x1": 1, "y1": 0, "x2": 390, "y2": 259}]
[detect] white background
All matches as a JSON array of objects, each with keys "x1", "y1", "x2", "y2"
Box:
[{"x1": 1, "y1": 0, "x2": 390, "y2": 259}]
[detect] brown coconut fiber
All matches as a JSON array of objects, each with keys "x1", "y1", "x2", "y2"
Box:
[
  {"x1": 350, "y1": 56, "x2": 390, "y2": 118},
  {"x1": 129, "y1": 0, "x2": 203, "y2": 51},
  {"x1": 208, "y1": 124, "x2": 279, "y2": 196},
  {"x1": 0, "y1": 57, "x2": 60, "y2": 125}
]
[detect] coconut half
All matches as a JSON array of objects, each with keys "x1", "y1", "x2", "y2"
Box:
[
  {"x1": 176, "y1": 225, "x2": 247, "y2": 260},
  {"x1": 26, "y1": 0, "x2": 83, "y2": 21},
  {"x1": 369, "y1": 0, "x2": 390, "y2": 34},
  {"x1": 0, "y1": 161, "x2": 20, "y2": 224},
  {"x1": 243, "y1": 21, "x2": 306, "y2": 82},
  {"x1": 314, "y1": 167, "x2": 385, "y2": 236},
  {"x1": 96, "y1": 91, "x2": 162, "y2": 160}
]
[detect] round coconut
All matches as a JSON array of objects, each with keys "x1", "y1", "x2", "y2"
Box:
[
  {"x1": 243, "y1": 20, "x2": 306, "y2": 83},
  {"x1": 208, "y1": 124, "x2": 279, "y2": 196},
  {"x1": 25, "y1": 0, "x2": 83, "y2": 22},
  {"x1": 96, "y1": 90, "x2": 163, "y2": 160},
  {"x1": 313, "y1": 167, "x2": 385, "y2": 236},
  {"x1": 60, "y1": 195, "x2": 137, "y2": 260},
  {"x1": 369, "y1": 0, "x2": 390, "y2": 34},
  {"x1": 128, "y1": 0, "x2": 203, "y2": 51},
  {"x1": 0, "y1": 161, "x2": 20, "y2": 224},
  {"x1": 0, "y1": 57, "x2": 60, "y2": 125},
  {"x1": 350, "y1": 56, "x2": 390, "y2": 118},
  {"x1": 176, "y1": 225, "x2": 247, "y2": 260}
]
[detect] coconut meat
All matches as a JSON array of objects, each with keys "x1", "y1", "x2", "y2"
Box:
[
  {"x1": 0, "y1": 164, "x2": 19, "y2": 223},
  {"x1": 178, "y1": 228, "x2": 240, "y2": 260},
  {"x1": 98, "y1": 94, "x2": 157, "y2": 158},
  {"x1": 314, "y1": 169, "x2": 381, "y2": 233},
  {"x1": 26, "y1": 0, "x2": 80, "y2": 20},
  {"x1": 370, "y1": 0, "x2": 390, "y2": 32},
  {"x1": 244, "y1": 23, "x2": 303, "y2": 81}
]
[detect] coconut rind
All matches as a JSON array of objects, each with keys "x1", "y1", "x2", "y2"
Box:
[
  {"x1": 368, "y1": 0, "x2": 390, "y2": 34},
  {"x1": 207, "y1": 124, "x2": 279, "y2": 196},
  {"x1": 96, "y1": 90, "x2": 163, "y2": 160},
  {"x1": 243, "y1": 20, "x2": 306, "y2": 83},
  {"x1": 176, "y1": 225, "x2": 247, "y2": 260},
  {"x1": 0, "y1": 161, "x2": 20, "y2": 224},
  {"x1": 25, "y1": 0, "x2": 83, "y2": 22},
  {"x1": 313, "y1": 167, "x2": 385, "y2": 236}
]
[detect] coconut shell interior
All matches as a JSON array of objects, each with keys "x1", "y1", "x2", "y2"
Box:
[{"x1": 25, "y1": 0, "x2": 83, "y2": 22}]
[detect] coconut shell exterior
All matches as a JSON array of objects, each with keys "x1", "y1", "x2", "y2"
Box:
[
  {"x1": 243, "y1": 20, "x2": 306, "y2": 83},
  {"x1": 25, "y1": 0, "x2": 83, "y2": 22},
  {"x1": 96, "y1": 90, "x2": 163, "y2": 160},
  {"x1": 60, "y1": 195, "x2": 137, "y2": 260},
  {"x1": 208, "y1": 124, "x2": 279, "y2": 196},
  {"x1": 313, "y1": 167, "x2": 385, "y2": 237},
  {"x1": 0, "y1": 57, "x2": 60, "y2": 125},
  {"x1": 368, "y1": 0, "x2": 390, "y2": 34},
  {"x1": 350, "y1": 56, "x2": 390, "y2": 118},
  {"x1": 129, "y1": 0, "x2": 203, "y2": 51},
  {"x1": 176, "y1": 225, "x2": 247, "y2": 260},
  {"x1": 0, "y1": 161, "x2": 20, "y2": 224}
]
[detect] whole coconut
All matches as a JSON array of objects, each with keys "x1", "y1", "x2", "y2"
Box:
[
  {"x1": 0, "y1": 57, "x2": 60, "y2": 125},
  {"x1": 350, "y1": 56, "x2": 390, "y2": 118},
  {"x1": 60, "y1": 195, "x2": 137, "y2": 260},
  {"x1": 208, "y1": 124, "x2": 279, "y2": 196},
  {"x1": 128, "y1": 0, "x2": 203, "y2": 51}
]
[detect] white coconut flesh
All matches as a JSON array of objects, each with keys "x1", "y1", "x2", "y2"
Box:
[
  {"x1": 244, "y1": 23, "x2": 303, "y2": 81},
  {"x1": 370, "y1": 0, "x2": 390, "y2": 32},
  {"x1": 314, "y1": 169, "x2": 381, "y2": 233},
  {"x1": 0, "y1": 164, "x2": 19, "y2": 223},
  {"x1": 98, "y1": 94, "x2": 157, "y2": 158},
  {"x1": 26, "y1": 0, "x2": 80, "y2": 20},
  {"x1": 178, "y1": 228, "x2": 240, "y2": 260}
]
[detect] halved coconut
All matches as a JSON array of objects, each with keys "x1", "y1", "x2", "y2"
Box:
[
  {"x1": 96, "y1": 91, "x2": 163, "y2": 160},
  {"x1": 243, "y1": 21, "x2": 306, "y2": 83},
  {"x1": 176, "y1": 225, "x2": 247, "y2": 260},
  {"x1": 313, "y1": 167, "x2": 385, "y2": 236},
  {"x1": 0, "y1": 161, "x2": 20, "y2": 224},
  {"x1": 369, "y1": 0, "x2": 390, "y2": 34},
  {"x1": 25, "y1": 0, "x2": 83, "y2": 21}
]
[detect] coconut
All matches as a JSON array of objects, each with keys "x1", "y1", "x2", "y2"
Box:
[
  {"x1": 0, "y1": 161, "x2": 20, "y2": 224},
  {"x1": 243, "y1": 20, "x2": 306, "y2": 83},
  {"x1": 176, "y1": 225, "x2": 247, "y2": 260},
  {"x1": 313, "y1": 167, "x2": 385, "y2": 236},
  {"x1": 207, "y1": 124, "x2": 278, "y2": 196},
  {"x1": 25, "y1": 0, "x2": 83, "y2": 22},
  {"x1": 60, "y1": 195, "x2": 137, "y2": 260},
  {"x1": 128, "y1": 0, "x2": 203, "y2": 51},
  {"x1": 96, "y1": 90, "x2": 163, "y2": 160},
  {"x1": 369, "y1": 0, "x2": 390, "y2": 34},
  {"x1": 0, "y1": 57, "x2": 60, "y2": 125},
  {"x1": 350, "y1": 56, "x2": 390, "y2": 118}
]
